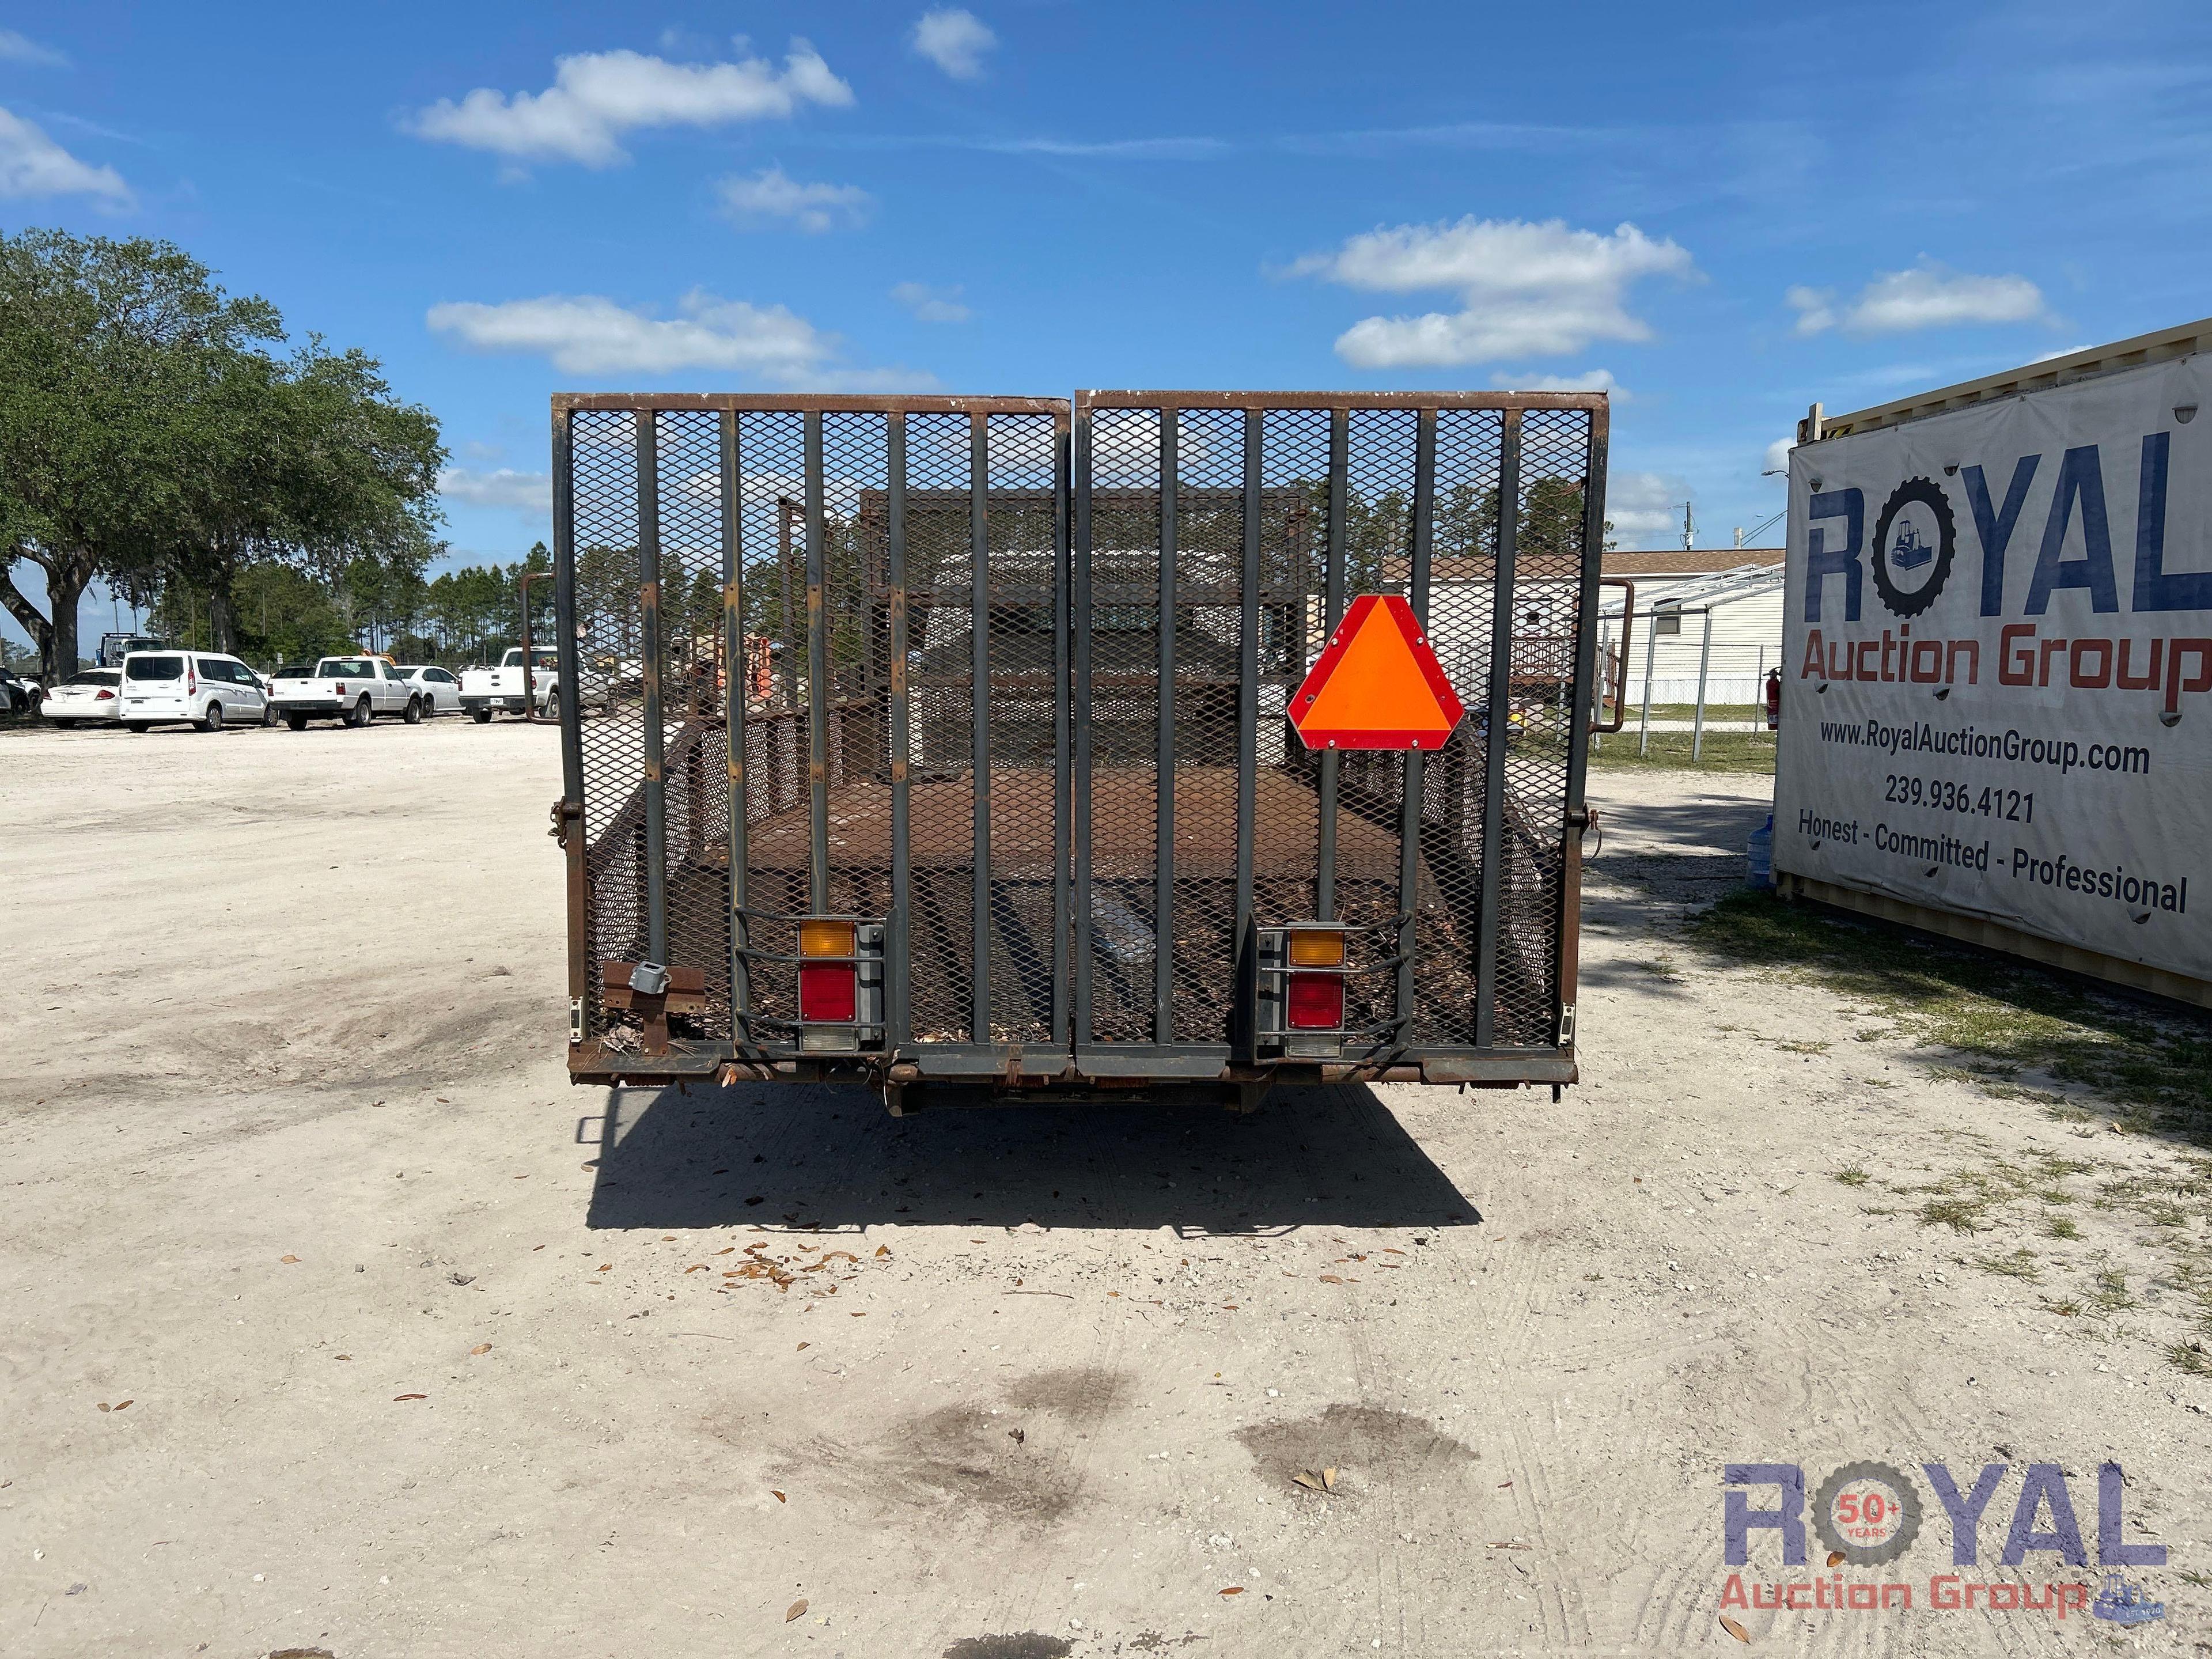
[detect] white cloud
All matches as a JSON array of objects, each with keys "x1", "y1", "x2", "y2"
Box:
[
  {"x1": 426, "y1": 289, "x2": 929, "y2": 391},
  {"x1": 0, "y1": 29, "x2": 67, "y2": 67},
  {"x1": 890, "y1": 281, "x2": 971, "y2": 323},
  {"x1": 715, "y1": 166, "x2": 872, "y2": 232},
  {"x1": 438, "y1": 467, "x2": 551, "y2": 516},
  {"x1": 1292, "y1": 217, "x2": 1694, "y2": 368},
  {"x1": 407, "y1": 41, "x2": 852, "y2": 167},
  {"x1": 1491, "y1": 368, "x2": 1627, "y2": 400},
  {"x1": 1604, "y1": 471, "x2": 1688, "y2": 546},
  {"x1": 1763, "y1": 437, "x2": 1793, "y2": 476},
  {"x1": 1789, "y1": 261, "x2": 2048, "y2": 336},
  {"x1": 911, "y1": 9, "x2": 995, "y2": 79},
  {"x1": 0, "y1": 105, "x2": 128, "y2": 202}
]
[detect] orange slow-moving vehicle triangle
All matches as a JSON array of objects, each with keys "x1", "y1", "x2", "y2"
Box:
[{"x1": 1290, "y1": 594, "x2": 1465, "y2": 751}]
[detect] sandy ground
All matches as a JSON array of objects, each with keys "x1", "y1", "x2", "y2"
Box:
[{"x1": 3, "y1": 717, "x2": 2206, "y2": 1658}]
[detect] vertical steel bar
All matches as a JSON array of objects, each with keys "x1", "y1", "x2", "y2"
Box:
[
  {"x1": 968, "y1": 411, "x2": 992, "y2": 1045},
  {"x1": 1153, "y1": 410, "x2": 1178, "y2": 1045},
  {"x1": 636, "y1": 410, "x2": 669, "y2": 967},
  {"x1": 1558, "y1": 404, "x2": 1612, "y2": 1039},
  {"x1": 779, "y1": 498, "x2": 799, "y2": 716},
  {"x1": 719, "y1": 409, "x2": 749, "y2": 1043},
  {"x1": 1316, "y1": 406, "x2": 1348, "y2": 922},
  {"x1": 1473, "y1": 409, "x2": 1521, "y2": 1049},
  {"x1": 1395, "y1": 407, "x2": 1437, "y2": 1044},
  {"x1": 805, "y1": 412, "x2": 829, "y2": 913},
  {"x1": 550, "y1": 408, "x2": 589, "y2": 1024},
  {"x1": 887, "y1": 413, "x2": 912, "y2": 1050},
  {"x1": 1691, "y1": 607, "x2": 1715, "y2": 761},
  {"x1": 1070, "y1": 410, "x2": 1095, "y2": 1047},
  {"x1": 1051, "y1": 416, "x2": 1071, "y2": 1048},
  {"x1": 1234, "y1": 409, "x2": 1262, "y2": 1028}
]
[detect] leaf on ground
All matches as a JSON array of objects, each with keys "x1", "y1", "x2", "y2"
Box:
[
  {"x1": 686, "y1": 1264, "x2": 707, "y2": 1273},
  {"x1": 1827, "y1": 1550, "x2": 1846, "y2": 1567},
  {"x1": 772, "y1": 1490, "x2": 787, "y2": 1503},
  {"x1": 1321, "y1": 1467, "x2": 1338, "y2": 1493},
  {"x1": 1488, "y1": 1541, "x2": 1531, "y2": 1550},
  {"x1": 785, "y1": 1599, "x2": 808, "y2": 1622},
  {"x1": 796, "y1": 1342, "x2": 810, "y2": 1351},
  {"x1": 281, "y1": 1255, "x2": 300, "y2": 1264},
  {"x1": 393, "y1": 1393, "x2": 427, "y2": 1402},
  {"x1": 850, "y1": 1312, "x2": 866, "y2": 1317},
  {"x1": 874, "y1": 1244, "x2": 891, "y2": 1257},
  {"x1": 1719, "y1": 1613, "x2": 1750, "y2": 1643},
  {"x1": 1291, "y1": 1471, "x2": 1326, "y2": 1493},
  {"x1": 597, "y1": 1264, "x2": 611, "y2": 1272},
  {"x1": 1319, "y1": 1274, "x2": 1344, "y2": 1285},
  {"x1": 471, "y1": 1343, "x2": 491, "y2": 1355},
  {"x1": 1219, "y1": 1585, "x2": 1244, "y2": 1597},
  {"x1": 335, "y1": 1354, "x2": 351, "y2": 1361},
  {"x1": 114, "y1": 1400, "x2": 132, "y2": 1411},
  {"x1": 96, "y1": 1403, "x2": 110, "y2": 1412}
]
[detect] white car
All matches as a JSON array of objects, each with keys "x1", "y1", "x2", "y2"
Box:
[
  {"x1": 119, "y1": 650, "x2": 268, "y2": 733},
  {"x1": 269, "y1": 656, "x2": 421, "y2": 729},
  {"x1": 460, "y1": 646, "x2": 562, "y2": 722},
  {"x1": 42, "y1": 667, "x2": 124, "y2": 726},
  {"x1": 393, "y1": 664, "x2": 462, "y2": 716}
]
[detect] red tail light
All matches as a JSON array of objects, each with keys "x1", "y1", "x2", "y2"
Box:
[
  {"x1": 334, "y1": 683, "x2": 346, "y2": 695},
  {"x1": 798, "y1": 963, "x2": 857, "y2": 1023},
  {"x1": 1286, "y1": 972, "x2": 1344, "y2": 1030},
  {"x1": 187, "y1": 667, "x2": 196, "y2": 694},
  {"x1": 96, "y1": 689, "x2": 115, "y2": 700}
]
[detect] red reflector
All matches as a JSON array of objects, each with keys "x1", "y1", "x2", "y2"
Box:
[
  {"x1": 798, "y1": 963, "x2": 857, "y2": 1023},
  {"x1": 1286, "y1": 972, "x2": 1344, "y2": 1030}
]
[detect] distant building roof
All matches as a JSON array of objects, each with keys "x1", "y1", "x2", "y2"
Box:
[{"x1": 1601, "y1": 547, "x2": 1782, "y2": 577}]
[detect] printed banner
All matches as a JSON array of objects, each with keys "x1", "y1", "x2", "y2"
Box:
[{"x1": 1777, "y1": 353, "x2": 2212, "y2": 984}]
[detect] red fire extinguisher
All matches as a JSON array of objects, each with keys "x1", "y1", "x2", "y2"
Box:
[{"x1": 1764, "y1": 666, "x2": 1782, "y2": 731}]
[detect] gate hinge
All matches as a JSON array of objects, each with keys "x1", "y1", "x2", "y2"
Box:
[
  {"x1": 1558, "y1": 1003, "x2": 1577, "y2": 1046},
  {"x1": 549, "y1": 797, "x2": 583, "y2": 845},
  {"x1": 569, "y1": 998, "x2": 585, "y2": 1045}
]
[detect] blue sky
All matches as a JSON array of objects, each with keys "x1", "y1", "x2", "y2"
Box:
[{"x1": 6, "y1": 0, "x2": 2211, "y2": 656}]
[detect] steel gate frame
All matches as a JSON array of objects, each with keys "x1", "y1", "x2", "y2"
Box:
[{"x1": 550, "y1": 389, "x2": 1608, "y2": 1098}]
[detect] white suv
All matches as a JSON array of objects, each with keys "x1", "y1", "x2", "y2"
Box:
[{"x1": 119, "y1": 650, "x2": 268, "y2": 733}]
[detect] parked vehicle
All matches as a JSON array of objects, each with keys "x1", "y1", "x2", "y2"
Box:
[
  {"x1": 460, "y1": 646, "x2": 562, "y2": 722},
  {"x1": 394, "y1": 664, "x2": 462, "y2": 716},
  {"x1": 41, "y1": 668, "x2": 124, "y2": 726},
  {"x1": 0, "y1": 665, "x2": 41, "y2": 717},
  {"x1": 269, "y1": 655, "x2": 420, "y2": 730},
  {"x1": 119, "y1": 650, "x2": 267, "y2": 732},
  {"x1": 98, "y1": 631, "x2": 164, "y2": 668}
]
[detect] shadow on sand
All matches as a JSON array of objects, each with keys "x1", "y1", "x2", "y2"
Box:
[{"x1": 584, "y1": 1080, "x2": 1481, "y2": 1238}]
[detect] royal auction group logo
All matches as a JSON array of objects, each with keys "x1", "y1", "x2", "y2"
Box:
[
  {"x1": 1869, "y1": 476, "x2": 1957, "y2": 618},
  {"x1": 1722, "y1": 1460, "x2": 2168, "y2": 1626}
]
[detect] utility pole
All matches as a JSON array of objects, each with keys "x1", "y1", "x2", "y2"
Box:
[{"x1": 1680, "y1": 501, "x2": 1695, "y2": 551}]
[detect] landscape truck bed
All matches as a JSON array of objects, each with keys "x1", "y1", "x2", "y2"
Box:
[{"x1": 544, "y1": 390, "x2": 1616, "y2": 1111}]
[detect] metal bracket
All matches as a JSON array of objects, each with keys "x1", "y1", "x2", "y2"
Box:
[{"x1": 1558, "y1": 1003, "x2": 1577, "y2": 1046}]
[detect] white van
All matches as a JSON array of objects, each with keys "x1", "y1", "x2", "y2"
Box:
[{"x1": 119, "y1": 650, "x2": 270, "y2": 733}]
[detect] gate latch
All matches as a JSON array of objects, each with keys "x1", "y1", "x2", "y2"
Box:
[
  {"x1": 549, "y1": 797, "x2": 582, "y2": 846},
  {"x1": 1567, "y1": 804, "x2": 1603, "y2": 860}
]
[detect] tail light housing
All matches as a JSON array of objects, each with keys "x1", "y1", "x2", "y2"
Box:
[
  {"x1": 95, "y1": 688, "x2": 115, "y2": 701},
  {"x1": 1256, "y1": 922, "x2": 1349, "y2": 1057},
  {"x1": 793, "y1": 917, "x2": 884, "y2": 1052}
]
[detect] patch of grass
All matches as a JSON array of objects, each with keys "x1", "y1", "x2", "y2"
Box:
[
  {"x1": 1637, "y1": 955, "x2": 1684, "y2": 982},
  {"x1": 1834, "y1": 1166, "x2": 1871, "y2": 1187},
  {"x1": 1967, "y1": 1248, "x2": 2043, "y2": 1282},
  {"x1": 1775, "y1": 1039, "x2": 1831, "y2": 1055},
  {"x1": 2043, "y1": 1298, "x2": 2083, "y2": 1317},
  {"x1": 1588, "y1": 729, "x2": 1776, "y2": 774},
  {"x1": 2091, "y1": 1269, "x2": 2134, "y2": 1312},
  {"x1": 1921, "y1": 1195, "x2": 1989, "y2": 1233},
  {"x1": 2043, "y1": 1215, "x2": 2081, "y2": 1241},
  {"x1": 2165, "y1": 1340, "x2": 2212, "y2": 1376},
  {"x1": 1689, "y1": 890, "x2": 2212, "y2": 1147}
]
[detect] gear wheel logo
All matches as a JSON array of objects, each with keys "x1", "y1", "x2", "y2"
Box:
[
  {"x1": 1812, "y1": 1460, "x2": 1923, "y2": 1566},
  {"x1": 1869, "y1": 477, "x2": 1957, "y2": 618}
]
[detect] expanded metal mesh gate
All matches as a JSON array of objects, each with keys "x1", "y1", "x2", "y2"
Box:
[{"x1": 551, "y1": 391, "x2": 1608, "y2": 1094}]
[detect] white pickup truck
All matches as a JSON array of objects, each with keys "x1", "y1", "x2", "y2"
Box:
[
  {"x1": 460, "y1": 646, "x2": 562, "y2": 722},
  {"x1": 270, "y1": 655, "x2": 422, "y2": 730}
]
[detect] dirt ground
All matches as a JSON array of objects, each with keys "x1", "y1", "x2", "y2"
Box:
[{"x1": 4, "y1": 718, "x2": 2207, "y2": 1657}]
